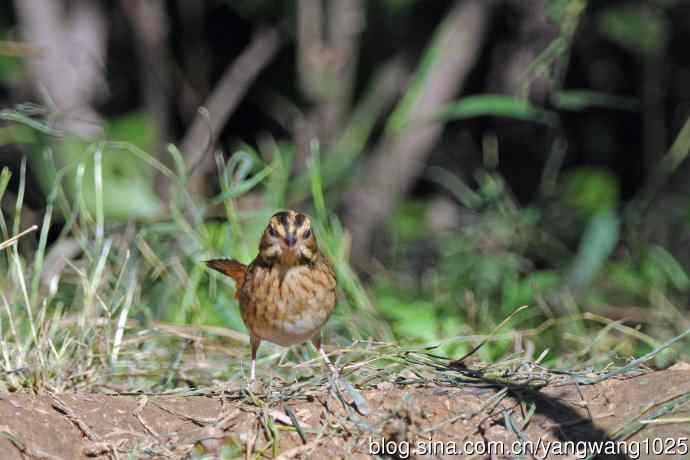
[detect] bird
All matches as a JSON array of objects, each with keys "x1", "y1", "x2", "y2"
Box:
[{"x1": 205, "y1": 210, "x2": 338, "y2": 382}]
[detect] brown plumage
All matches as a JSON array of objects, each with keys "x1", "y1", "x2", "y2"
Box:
[
  {"x1": 205, "y1": 210, "x2": 338, "y2": 381},
  {"x1": 204, "y1": 259, "x2": 246, "y2": 299}
]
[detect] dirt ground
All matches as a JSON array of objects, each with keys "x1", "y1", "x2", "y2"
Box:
[{"x1": 1, "y1": 364, "x2": 690, "y2": 459}]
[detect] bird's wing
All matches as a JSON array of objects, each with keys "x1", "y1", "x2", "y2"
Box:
[{"x1": 205, "y1": 259, "x2": 247, "y2": 298}]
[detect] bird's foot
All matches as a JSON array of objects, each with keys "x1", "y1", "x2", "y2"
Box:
[{"x1": 246, "y1": 378, "x2": 264, "y2": 395}]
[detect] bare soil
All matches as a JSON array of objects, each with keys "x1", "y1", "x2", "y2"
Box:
[{"x1": 1, "y1": 365, "x2": 689, "y2": 459}]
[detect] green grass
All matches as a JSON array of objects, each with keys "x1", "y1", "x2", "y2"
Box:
[
  {"x1": 0, "y1": 118, "x2": 688, "y2": 394},
  {"x1": 0, "y1": 126, "x2": 394, "y2": 392},
  {"x1": 2, "y1": 97, "x2": 690, "y2": 393}
]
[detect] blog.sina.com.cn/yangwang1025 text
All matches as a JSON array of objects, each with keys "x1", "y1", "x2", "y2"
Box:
[{"x1": 368, "y1": 437, "x2": 689, "y2": 459}]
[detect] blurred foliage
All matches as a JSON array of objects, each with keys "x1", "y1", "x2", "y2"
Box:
[
  {"x1": 376, "y1": 163, "x2": 690, "y2": 363},
  {"x1": 64, "y1": 114, "x2": 162, "y2": 219},
  {"x1": 437, "y1": 95, "x2": 558, "y2": 126},
  {"x1": 562, "y1": 167, "x2": 619, "y2": 213},
  {"x1": 598, "y1": 5, "x2": 670, "y2": 59},
  {"x1": 551, "y1": 90, "x2": 638, "y2": 112}
]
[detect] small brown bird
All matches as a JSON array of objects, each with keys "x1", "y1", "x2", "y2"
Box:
[{"x1": 206, "y1": 210, "x2": 338, "y2": 382}]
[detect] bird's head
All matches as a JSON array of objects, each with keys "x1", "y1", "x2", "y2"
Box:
[{"x1": 259, "y1": 210, "x2": 318, "y2": 266}]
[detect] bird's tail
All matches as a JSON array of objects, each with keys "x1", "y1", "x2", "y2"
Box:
[{"x1": 205, "y1": 259, "x2": 247, "y2": 298}]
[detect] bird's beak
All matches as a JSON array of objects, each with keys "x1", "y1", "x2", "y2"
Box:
[{"x1": 285, "y1": 235, "x2": 297, "y2": 247}]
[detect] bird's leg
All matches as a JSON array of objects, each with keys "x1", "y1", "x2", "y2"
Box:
[
  {"x1": 312, "y1": 335, "x2": 339, "y2": 378},
  {"x1": 250, "y1": 335, "x2": 261, "y2": 382}
]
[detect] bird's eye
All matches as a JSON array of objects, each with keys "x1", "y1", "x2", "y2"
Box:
[
  {"x1": 268, "y1": 226, "x2": 278, "y2": 237},
  {"x1": 303, "y1": 228, "x2": 312, "y2": 239}
]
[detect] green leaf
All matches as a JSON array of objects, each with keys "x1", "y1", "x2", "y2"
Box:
[
  {"x1": 61, "y1": 136, "x2": 163, "y2": 219},
  {"x1": 648, "y1": 246, "x2": 690, "y2": 291},
  {"x1": 44, "y1": 111, "x2": 169, "y2": 220},
  {"x1": 0, "y1": 55, "x2": 23, "y2": 84},
  {"x1": 552, "y1": 90, "x2": 638, "y2": 111},
  {"x1": 263, "y1": 142, "x2": 292, "y2": 208},
  {"x1": 562, "y1": 167, "x2": 620, "y2": 214},
  {"x1": 504, "y1": 271, "x2": 561, "y2": 307},
  {"x1": 309, "y1": 141, "x2": 328, "y2": 226},
  {"x1": 210, "y1": 165, "x2": 272, "y2": 204},
  {"x1": 385, "y1": 7, "x2": 456, "y2": 134},
  {"x1": 105, "y1": 112, "x2": 155, "y2": 152},
  {"x1": 0, "y1": 109, "x2": 62, "y2": 136},
  {"x1": 0, "y1": 124, "x2": 37, "y2": 145},
  {"x1": 377, "y1": 294, "x2": 441, "y2": 343},
  {"x1": 598, "y1": 5, "x2": 669, "y2": 59},
  {"x1": 437, "y1": 95, "x2": 558, "y2": 126},
  {"x1": 389, "y1": 201, "x2": 427, "y2": 243},
  {"x1": 0, "y1": 167, "x2": 11, "y2": 203},
  {"x1": 609, "y1": 263, "x2": 645, "y2": 296},
  {"x1": 569, "y1": 209, "x2": 620, "y2": 288},
  {"x1": 546, "y1": 0, "x2": 573, "y2": 22}
]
